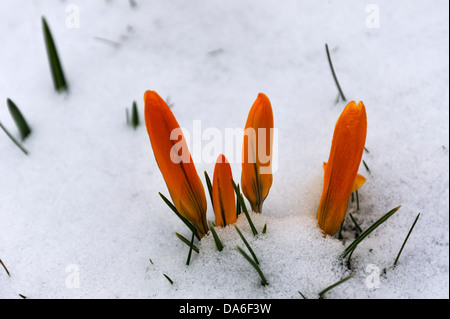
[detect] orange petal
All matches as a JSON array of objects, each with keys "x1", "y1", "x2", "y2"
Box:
[
  {"x1": 212, "y1": 154, "x2": 236, "y2": 227},
  {"x1": 324, "y1": 163, "x2": 366, "y2": 193},
  {"x1": 317, "y1": 101, "x2": 367, "y2": 235},
  {"x1": 144, "y1": 90, "x2": 208, "y2": 237},
  {"x1": 351, "y1": 174, "x2": 366, "y2": 193},
  {"x1": 241, "y1": 93, "x2": 274, "y2": 213}
]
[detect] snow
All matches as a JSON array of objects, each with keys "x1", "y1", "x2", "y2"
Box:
[{"x1": 0, "y1": 0, "x2": 448, "y2": 299}]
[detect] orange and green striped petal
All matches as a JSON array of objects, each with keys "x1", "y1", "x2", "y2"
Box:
[
  {"x1": 317, "y1": 101, "x2": 367, "y2": 235},
  {"x1": 212, "y1": 154, "x2": 236, "y2": 227},
  {"x1": 144, "y1": 90, "x2": 208, "y2": 238},
  {"x1": 241, "y1": 93, "x2": 274, "y2": 214}
]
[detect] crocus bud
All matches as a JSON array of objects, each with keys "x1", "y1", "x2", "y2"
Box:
[
  {"x1": 144, "y1": 90, "x2": 208, "y2": 238},
  {"x1": 212, "y1": 154, "x2": 236, "y2": 227},
  {"x1": 241, "y1": 93, "x2": 274, "y2": 214},
  {"x1": 317, "y1": 101, "x2": 367, "y2": 235}
]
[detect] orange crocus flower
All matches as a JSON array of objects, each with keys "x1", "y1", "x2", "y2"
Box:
[
  {"x1": 212, "y1": 154, "x2": 236, "y2": 227},
  {"x1": 317, "y1": 101, "x2": 367, "y2": 235},
  {"x1": 241, "y1": 93, "x2": 274, "y2": 214},
  {"x1": 144, "y1": 90, "x2": 208, "y2": 238}
]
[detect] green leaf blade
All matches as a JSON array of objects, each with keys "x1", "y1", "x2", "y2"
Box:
[
  {"x1": 236, "y1": 245, "x2": 268, "y2": 286},
  {"x1": 342, "y1": 205, "x2": 401, "y2": 258},
  {"x1": 394, "y1": 213, "x2": 420, "y2": 268},
  {"x1": 42, "y1": 16, "x2": 68, "y2": 92},
  {"x1": 318, "y1": 273, "x2": 354, "y2": 298},
  {"x1": 7, "y1": 99, "x2": 31, "y2": 140},
  {"x1": 159, "y1": 192, "x2": 200, "y2": 240}
]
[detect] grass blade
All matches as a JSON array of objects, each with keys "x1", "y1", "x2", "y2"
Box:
[
  {"x1": 0, "y1": 259, "x2": 10, "y2": 276},
  {"x1": 159, "y1": 192, "x2": 200, "y2": 240},
  {"x1": 204, "y1": 171, "x2": 214, "y2": 207},
  {"x1": 325, "y1": 43, "x2": 346, "y2": 102},
  {"x1": 262, "y1": 223, "x2": 267, "y2": 234},
  {"x1": 356, "y1": 190, "x2": 360, "y2": 211},
  {"x1": 235, "y1": 226, "x2": 259, "y2": 264},
  {"x1": 131, "y1": 101, "x2": 139, "y2": 129},
  {"x1": 232, "y1": 180, "x2": 258, "y2": 236},
  {"x1": 342, "y1": 206, "x2": 401, "y2": 258},
  {"x1": 298, "y1": 291, "x2": 307, "y2": 299},
  {"x1": 236, "y1": 245, "x2": 268, "y2": 286},
  {"x1": 394, "y1": 213, "x2": 420, "y2": 268},
  {"x1": 186, "y1": 231, "x2": 195, "y2": 265},
  {"x1": 7, "y1": 98, "x2": 31, "y2": 140},
  {"x1": 126, "y1": 108, "x2": 130, "y2": 125},
  {"x1": 175, "y1": 232, "x2": 199, "y2": 254},
  {"x1": 349, "y1": 213, "x2": 362, "y2": 233},
  {"x1": 42, "y1": 16, "x2": 68, "y2": 92},
  {"x1": 235, "y1": 184, "x2": 242, "y2": 217},
  {"x1": 93, "y1": 36, "x2": 121, "y2": 48},
  {"x1": 0, "y1": 121, "x2": 29, "y2": 155},
  {"x1": 363, "y1": 160, "x2": 371, "y2": 174},
  {"x1": 208, "y1": 223, "x2": 224, "y2": 252},
  {"x1": 163, "y1": 274, "x2": 174, "y2": 285},
  {"x1": 318, "y1": 273, "x2": 354, "y2": 298}
]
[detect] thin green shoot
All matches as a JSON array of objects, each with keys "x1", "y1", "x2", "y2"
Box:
[
  {"x1": 325, "y1": 43, "x2": 346, "y2": 102},
  {"x1": 93, "y1": 36, "x2": 120, "y2": 48},
  {"x1": 232, "y1": 180, "x2": 258, "y2": 236},
  {"x1": 236, "y1": 245, "x2": 268, "y2": 286},
  {"x1": 163, "y1": 274, "x2": 174, "y2": 285},
  {"x1": 0, "y1": 122, "x2": 29, "y2": 155},
  {"x1": 42, "y1": 16, "x2": 68, "y2": 92},
  {"x1": 7, "y1": 98, "x2": 31, "y2": 140},
  {"x1": 262, "y1": 224, "x2": 267, "y2": 234},
  {"x1": 204, "y1": 171, "x2": 214, "y2": 208},
  {"x1": 175, "y1": 232, "x2": 199, "y2": 254},
  {"x1": 318, "y1": 273, "x2": 354, "y2": 298},
  {"x1": 394, "y1": 213, "x2": 420, "y2": 268},
  {"x1": 0, "y1": 259, "x2": 10, "y2": 276},
  {"x1": 235, "y1": 226, "x2": 259, "y2": 264},
  {"x1": 159, "y1": 192, "x2": 200, "y2": 240},
  {"x1": 342, "y1": 206, "x2": 401, "y2": 258},
  {"x1": 349, "y1": 213, "x2": 362, "y2": 233},
  {"x1": 130, "y1": 101, "x2": 139, "y2": 129},
  {"x1": 298, "y1": 291, "x2": 307, "y2": 299},
  {"x1": 356, "y1": 190, "x2": 360, "y2": 211},
  {"x1": 186, "y1": 231, "x2": 195, "y2": 265},
  {"x1": 208, "y1": 223, "x2": 224, "y2": 252},
  {"x1": 126, "y1": 109, "x2": 130, "y2": 125},
  {"x1": 363, "y1": 160, "x2": 370, "y2": 174},
  {"x1": 236, "y1": 183, "x2": 242, "y2": 217}
]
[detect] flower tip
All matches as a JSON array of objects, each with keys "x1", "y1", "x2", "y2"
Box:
[
  {"x1": 216, "y1": 153, "x2": 229, "y2": 164},
  {"x1": 256, "y1": 93, "x2": 272, "y2": 109},
  {"x1": 143, "y1": 90, "x2": 158, "y2": 103},
  {"x1": 257, "y1": 92, "x2": 269, "y2": 100},
  {"x1": 357, "y1": 101, "x2": 365, "y2": 109}
]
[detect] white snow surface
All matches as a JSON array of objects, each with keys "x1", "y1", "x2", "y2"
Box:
[{"x1": 0, "y1": 0, "x2": 448, "y2": 299}]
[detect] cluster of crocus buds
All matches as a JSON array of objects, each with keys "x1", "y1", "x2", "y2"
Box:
[
  {"x1": 144, "y1": 90, "x2": 274, "y2": 239},
  {"x1": 145, "y1": 89, "x2": 367, "y2": 240}
]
